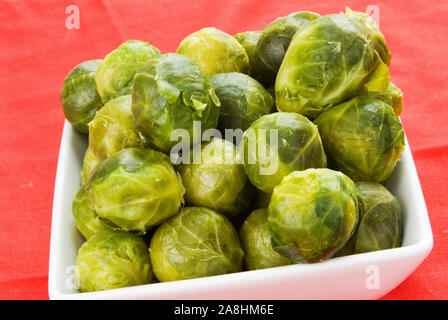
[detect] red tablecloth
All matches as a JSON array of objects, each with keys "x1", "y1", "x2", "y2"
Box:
[{"x1": 0, "y1": 0, "x2": 447, "y2": 300}]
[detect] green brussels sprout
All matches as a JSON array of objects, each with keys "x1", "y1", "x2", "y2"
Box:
[
  {"x1": 80, "y1": 145, "x2": 100, "y2": 185},
  {"x1": 177, "y1": 27, "x2": 250, "y2": 78},
  {"x1": 210, "y1": 72, "x2": 274, "y2": 132},
  {"x1": 345, "y1": 8, "x2": 391, "y2": 66},
  {"x1": 240, "y1": 112, "x2": 327, "y2": 193},
  {"x1": 275, "y1": 14, "x2": 379, "y2": 119},
  {"x1": 85, "y1": 148, "x2": 185, "y2": 232},
  {"x1": 234, "y1": 31, "x2": 262, "y2": 79},
  {"x1": 75, "y1": 230, "x2": 152, "y2": 292},
  {"x1": 355, "y1": 58, "x2": 403, "y2": 115},
  {"x1": 254, "y1": 11, "x2": 320, "y2": 86},
  {"x1": 268, "y1": 169, "x2": 359, "y2": 263},
  {"x1": 89, "y1": 95, "x2": 144, "y2": 160},
  {"x1": 240, "y1": 208, "x2": 292, "y2": 270},
  {"x1": 72, "y1": 186, "x2": 117, "y2": 240},
  {"x1": 361, "y1": 81, "x2": 403, "y2": 116},
  {"x1": 177, "y1": 138, "x2": 253, "y2": 217},
  {"x1": 315, "y1": 96, "x2": 405, "y2": 182},
  {"x1": 337, "y1": 182, "x2": 402, "y2": 256},
  {"x1": 150, "y1": 207, "x2": 244, "y2": 282},
  {"x1": 95, "y1": 40, "x2": 160, "y2": 103},
  {"x1": 132, "y1": 53, "x2": 221, "y2": 153},
  {"x1": 60, "y1": 59, "x2": 103, "y2": 134}
]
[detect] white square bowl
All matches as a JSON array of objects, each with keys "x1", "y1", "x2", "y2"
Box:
[{"x1": 48, "y1": 121, "x2": 433, "y2": 300}]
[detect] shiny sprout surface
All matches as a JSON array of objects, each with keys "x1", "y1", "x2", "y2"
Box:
[
  {"x1": 150, "y1": 207, "x2": 244, "y2": 282},
  {"x1": 315, "y1": 96, "x2": 405, "y2": 182},
  {"x1": 85, "y1": 148, "x2": 185, "y2": 232},
  {"x1": 338, "y1": 182, "x2": 402, "y2": 255},
  {"x1": 60, "y1": 59, "x2": 103, "y2": 133},
  {"x1": 210, "y1": 72, "x2": 274, "y2": 132},
  {"x1": 177, "y1": 138, "x2": 253, "y2": 217},
  {"x1": 234, "y1": 31, "x2": 262, "y2": 80},
  {"x1": 254, "y1": 11, "x2": 320, "y2": 86},
  {"x1": 240, "y1": 112, "x2": 327, "y2": 193},
  {"x1": 80, "y1": 145, "x2": 100, "y2": 185},
  {"x1": 132, "y1": 53, "x2": 220, "y2": 153},
  {"x1": 177, "y1": 27, "x2": 250, "y2": 78},
  {"x1": 95, "y1": 40, "x2": 160, "y2": 103},
  {"x1": 268, "y1": 169, "x2": 358, "y2": 263},
  {"x1": 75, "y1": 230, "x2": 152, "y2": 292},
  {"x1": 275, "y1": 14, "x2": 379, "y2": 119},
  {"x1": 89, "y1": 95, "x2": 144, "y2": 160},
  {"x1": 72, "y1": 186, "x2": 117, "y2": 240},
  {"x1": 240, "y1": 208, "x2": 292, "y2": 270}
]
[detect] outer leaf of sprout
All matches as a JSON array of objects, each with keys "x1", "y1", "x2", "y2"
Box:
[{"x1": 149, "y1": 207, "x2": 244, "y2": 282}]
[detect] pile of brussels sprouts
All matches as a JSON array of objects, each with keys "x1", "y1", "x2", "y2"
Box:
[{"x1": 61, "y1": 8, "x2": 404, "y2": 292}]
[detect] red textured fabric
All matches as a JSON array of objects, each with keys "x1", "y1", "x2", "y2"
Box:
[{"x1": 0, "y1": 0, "x2": 447, "y2": 300}]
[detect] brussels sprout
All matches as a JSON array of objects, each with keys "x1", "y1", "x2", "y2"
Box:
[
  {"x1": 60, "y1": 60, "x2": 103, "y2": 133},
  {"x1": 132, "y1": 53, "x2": 221, "y2": 153},
  {"x1": 240, "y1": 112, "x2": 327, "y2": 193},
  {"x1": 85, "y1": 148, "x2": 185, "y2": 232},
  {"x1": 177, "y1": 138, "x2": 253, "y2": 217},
  {"x1": 240, "y1": 208, "x2": 292, "y2": 270},
  {"x1": 275, "y1": 14, "x2": 379, "y2": 119},
  {"x1": 337, "y1": 182, "x2": 402, "y2": 256},
  {"x1": 95, "y1": 40, "x2": 160, "y2": 103},
  {"x1": 80, "y1": 145, "x2": 100, "y2": 185},
  {"x1": 361, "y1": 81, "x2": 403, "y2": 116},
  {"x1": 177, "y1": 27, "x2": 249, "y2": 78},
  {"x1": 150, "y1": 207, "x2": 244, "y2": 282},
  {"x1": 210, "y1": 72, "x2": 274, "y2": 132},
  {"x1": 254, "y1": 11, "x2": 320, "y2": 86},
  {"x1": 75, "y1": 230, "x2": 152, "y2": 292},
  {"x1": 234, "y1": 31, "x2": 262, "y2": 79},
  {"x1": 268, "y1": 169, "x2": 358, "y2": 263},
  {"x1": 345, "y1": 8, "x2": 391, "y2": 66},
  {"x1": 89, "y1": 95, "x2": 144, "y2": 160},
  {"x1": 315, "y1": 96, "x2": 405, "y2": 182},
  {"x1": 72, "y1": 186, "x2": 117, "y2": 240}
]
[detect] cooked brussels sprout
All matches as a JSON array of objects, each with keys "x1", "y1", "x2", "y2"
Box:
[
  {"x1": 345, "y1": 8, "x2": 391, "y2": 66},
  {"x1": 240, "y1": 112, "x2": 327, "y2": 193},
  {"x1": 132, "y1": 53, "x2": 220, "y2": 153},
  {"x1": 150, "y1": 207, "x2": 244, "y2": 282},
  {"x1": 210, "y1": 72, "x2": 274, "y2": 132},
  {"x1": 89, "y1": 95, "x2": 143, "y2": 160},
  {"x1": 254, "y1": 11, "x2": 320, "y2": 86},
  {"x1": 315, "y1": 96, "x2": 405, "y2": 182},
  {"x1": 85, "y1": 148, "x2": 185, "y2": 232},
  {"x1": 60, "y1": 60, "x2": 103, "y2": 133},
  {"x1": 234, "y1": 31, "x2": 262, "y2": 79},
  {"x1": 95, "y1": 40, "x2": 160, "y2": 103},
  {"x1": 275, "y1": 14, "x2": 379, "y2": 119},
  {"x1": 75, "y1": 230, "x2": 152, "y2": 292},
  {"x1": 337, "y1": 182, "x2": 402, "y2": 256},
  {"x1": 72, "y1": 186, "x2": 117, "y2": 240},
  {"x1": 80, "y1": 145, "x2": 100, "y2": 185},
  {"x1": 361, "y1": 81, "x2": 403, "y2": 116},
  {"x1": 240, "y1": 208, "x2": 292, "y2": 270},
  {"x1": 177, "y1": 138, "x2": 253, "y2": 217},
  {"x1": 177, "y1": 27, "x2": 249, "y2": 78},
  {"x1": 268, "y1": 169, "x2": 358, "y2": 263}
]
